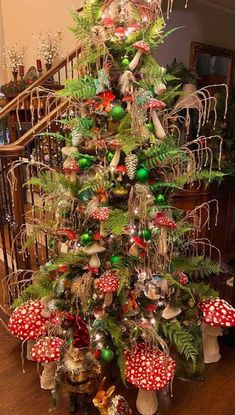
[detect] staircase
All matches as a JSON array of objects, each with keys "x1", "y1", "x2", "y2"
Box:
[{"x1": 0, "y1": 46, "x2": 82, "y2": 305}]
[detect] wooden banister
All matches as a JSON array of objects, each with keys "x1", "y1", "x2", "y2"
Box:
[
  {"x1": 0, "y1": 99, "x2": 70, "y2": 157},
  {"x1": 0, "y1": 45, "x2": 81, "y2": 119}
]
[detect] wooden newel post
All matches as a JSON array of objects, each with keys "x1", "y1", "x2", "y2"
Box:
[{"x1": 10, "y1": 156, "x2": 31, "y2": 271}]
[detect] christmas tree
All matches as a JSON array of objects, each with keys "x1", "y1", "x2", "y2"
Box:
[{"x1": 7, "y1": 1, "x2": 234, "y2": 415}]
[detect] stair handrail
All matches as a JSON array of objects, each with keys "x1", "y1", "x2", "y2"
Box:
[
  {"x1": 0, "y1": 99, "x2": 70, "y2": 157},
  {"x1": 0, "y1": 44, "x2": 81, "y2": 119}
]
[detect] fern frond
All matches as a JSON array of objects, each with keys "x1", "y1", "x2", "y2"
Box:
[
  {"x1": 103, "y1": 209, "x2": 128, "y2": 235},
  {"x1": 161, "y1": 321, "x2": 198, "y2": 364},
  {"x1": 172, "y1": 255, "x2": 221, "y2": 278},
  {"x1": 114, "y1": 130, "x2": 147, "y2": 154},
  {"x1": 140, "y1": 142, "x2": 183, "y2": 169},
  {"x1": 12, "y1": 276, "x2": 53, "y2": 308},
  {"x1": 58, "y1": 77, "x2": 96, "y2": 100}
]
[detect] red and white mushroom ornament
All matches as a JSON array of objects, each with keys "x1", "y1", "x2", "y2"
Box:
[
  {"x1": 8, "y1": 299, "x2": 50, "y2": 360},
  {"x1": 63, "y1": 159, "x2": 80, "y2": 182},
  {"x1": 96, "y1": 270, "x2": 120, "y2": 306},
  {"x1": 125, "y1": 343, "x2": 175, "y2": 415},
  {"x1": 91, "y1": 207, "x2": 111, "y2": 236},
  {"x1": 147, "y1": 98, "x2": 166, "y2": 140},
  {"x1": 199, "y1": 298, "x2": 235, "y2": 363},
  {"x1": 129, "y1": 41, "x2": 150, "y2": 72},
  {"x1": 122, "y1": 94, "x2": 133, "y2": 112},
  {"x1": 83, "y1": 242, "x2": 106, "y2": 268},
  {"x1": 31, "y1": 336, "x2": 64, "y2": 389},
  {"x1": 115, "y1": 165, "x2": 127, "y2": 181},
  {"x1": 153, "y1": 212, "x2": 177, "y2": 255},
  {"x1": 177, "y1": 271, "x2": 188, "y2": 286},
  {"x1": 129, "y1": 236, "x2": 147, "y2": 257},
  {"x1": 108, "y1": 139, "x2": 123, "y2": 169}
]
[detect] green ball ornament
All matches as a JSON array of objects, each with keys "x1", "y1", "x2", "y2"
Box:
[
  {"x1": 67, "y1": 338, "x2": 73, "y2": 346},
  {"x1": 80, "y1": 233, "x2": 92, "y2": 246},
  {"x1": 106, "y1": 151, "x2": 114, "y2": 163},
  {"x1": 78, "y1": 157, "x2": 92, "y2": 170},
  {"x1": 136, "y1": 167, "x2": 150, "y2": 184},
  {"x1": 121, "y1": 56, "x2": 130, "y2": 68},
  {"x1": 141, "y1": 229, "x2": 152, "y2": 241},
  {"x1": 109, "y1": 105, "x2": 125, "y2": 121},
  {"x1": 155, "y1": 193, "x2": 166, "y2": 206},
  {"x1": 78, "y1": 189, "x2": 93, "y2": 202},
  {"x1": 145, "y1": 123, "x2": 155, "y2": 133},
  {"x1": 100, "y1": 348, "x2": 114, "y2": 362},
  {"x1": 48, "y1": 239, "x2": 55, "y2": 249},
  {"x1": 110, "y1": 255, "x2": 124, "y2": 268},
  {"x1": 148, "y1": 207, "x2": 157, "y2": 219}
]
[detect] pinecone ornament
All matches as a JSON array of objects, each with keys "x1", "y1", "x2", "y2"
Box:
[
  {"x1": 125, "y1": 153, "x2": 138, "y2": 180},
  {"x1": 71, "y1": 130, "x2": 82, "y2": 147}
]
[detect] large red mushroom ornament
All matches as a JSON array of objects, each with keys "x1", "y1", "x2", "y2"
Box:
[
  {"x1": 129, "y1": 41, "x2": 150, "y2": 71},
  {"x1": 8, "y1": 300, "x2": 50, "y2": 360},
  {"x1": 199, "y1": 298, "x2": 235, "y2": 363},
  {"x1": 96, "y1": 270, "x2": 120, "y2": 306},
  {"x1": 125, "y1": 343, "x2": 175, "y2": 415},
  {"x1": 31, "y1": 336, "x2": 64, "y2": 389},
  {"x1": 153, "y1": 213, "x2": 177, "y2": 255}
]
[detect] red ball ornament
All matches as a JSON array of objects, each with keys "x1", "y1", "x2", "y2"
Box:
[
  {"x1": 58, "y1": 264, "x2": 69, "y2": 273},
  {"x1": 93, "y1": 349, "x2": 101, "y2": 360}
]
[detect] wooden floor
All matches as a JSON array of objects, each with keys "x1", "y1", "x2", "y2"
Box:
[{"x1": 1, "y1": 322, "x2": 235, "y2": 415}]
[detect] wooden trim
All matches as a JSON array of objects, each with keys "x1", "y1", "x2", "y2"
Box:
[
  {"x1": 0, "y1": 45, "x2": 81, "y2": 119},
  {"x1": 190, "y1": 41, "x2": 235, "y2": 96},
  {"x1": 0, "y1": 99, "x2": 70, "y2": 157}
]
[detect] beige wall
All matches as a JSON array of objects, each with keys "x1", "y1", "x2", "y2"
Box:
[
  {"x1": 157, "y1": 0, "x2": 235, "y2": 67},
  {"x1": 1, "y1": 0, "x2": 235, "y2": 83},
  {"x1": 0, "y1": 1, "x2": 6, "y2": 84},
  {"x1": 0, "y1": 0, "x2": 83, "y2": 83}
]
